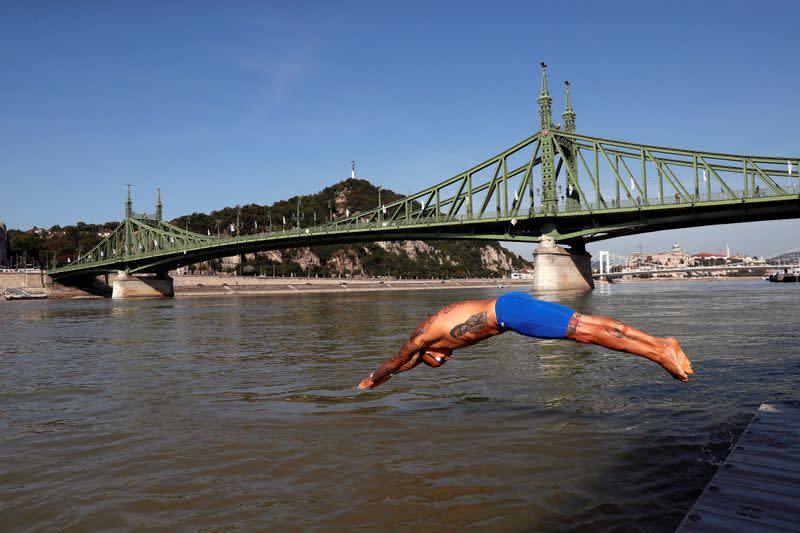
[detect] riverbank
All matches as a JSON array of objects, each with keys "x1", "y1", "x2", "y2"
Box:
[
  {"x1": 0, "y1": 271, "x2": 532, "y2": 300},
  {"x1": 609, "y1": 275, "x2": 767, "y2": 283},
  {"x1": 171, "y1": 275, "x2": 529, "y2": 297},
  {"x1": 0, "y1": 271, "x2": 775, "y2": 301},
  {"x1": 175, "y1": 273, "x2": 771, "y2": 296}
]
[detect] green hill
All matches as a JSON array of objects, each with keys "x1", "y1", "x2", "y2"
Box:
[
  {"x1": 7, "y1": 179, "x2": 531, "y2": 277},
  {"x1": 169, "y1": 178, "x2": 530, "y2": 278}
]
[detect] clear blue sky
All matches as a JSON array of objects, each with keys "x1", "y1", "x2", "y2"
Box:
[{"x1": 2, "y1": 1, "x2": 798, "y2": 258}]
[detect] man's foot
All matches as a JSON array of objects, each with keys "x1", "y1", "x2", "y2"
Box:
[
  {"x1": 660, "y1": 339, "x2": 692, "y2": 382},
  {"x1": 667, "y1": 338, "x2": 694, "y2": 376}
]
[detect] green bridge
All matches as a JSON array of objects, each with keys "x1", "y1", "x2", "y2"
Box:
[{"x1": 48, "y1": 64, "x2": 800, "y2": 293}]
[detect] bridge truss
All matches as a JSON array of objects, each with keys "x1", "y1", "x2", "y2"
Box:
[{"x1": 48, "y1": 65, "x2": 800, "y2": 280}]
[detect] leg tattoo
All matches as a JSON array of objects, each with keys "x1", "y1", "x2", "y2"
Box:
[
  {"x1": 566, "y1": 313, "x2": 582, "y2": 336},
  {"x1": 605, "y1": 326, "x2": 626, "y2": 339}
]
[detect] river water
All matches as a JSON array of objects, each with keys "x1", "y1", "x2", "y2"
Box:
[{"x1": 1, "y1": 280, "x2": 798, "y2": 531}]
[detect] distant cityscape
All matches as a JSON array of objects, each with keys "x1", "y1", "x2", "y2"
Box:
[{"x1": 511, "y1": 243, "x2": 800, "y2": 280}]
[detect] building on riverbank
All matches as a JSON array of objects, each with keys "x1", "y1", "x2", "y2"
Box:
[
  {"x1": 510, "y1": 267, "x2": 534, "y2": 279},
  {"x1": 625, "y1": 243, "x2": 693, "y2": 277}
]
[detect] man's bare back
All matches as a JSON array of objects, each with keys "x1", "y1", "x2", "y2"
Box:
[{"x1": 358, "y1": 294, "x2": 693, "y2": 389}]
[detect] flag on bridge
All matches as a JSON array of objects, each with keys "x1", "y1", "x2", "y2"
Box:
[
  {"x1": 207, "y1": 229, "x2": 211, "y2": 236},
  {"x1": 282, "y1": 216, "x2": 286, "y2": 225},
  {"x1": 382, "y1": 205, "x2": 387, "y2": 214},
  {"x1": 789, "y1": 160, "x2": 793, "y2": 176},
  {"x1": 702, "y1": 169, "x2": 708, "y2": 182}
]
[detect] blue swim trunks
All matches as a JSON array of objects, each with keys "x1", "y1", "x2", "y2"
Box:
[{"x1": 494, "y1": 292, "x2": 576, "y2": 339}]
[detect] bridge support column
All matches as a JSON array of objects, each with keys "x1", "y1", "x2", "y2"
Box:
[
  {"x1": 531, "y1": 236, "x2": 594, "y2": 291},
  {"x1": 111, "y1": 272, "x2": 174, "y2": 299}
]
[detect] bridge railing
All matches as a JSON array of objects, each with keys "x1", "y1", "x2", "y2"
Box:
[
  {"x1": 552, "y1": 131, "x2": 799, "y2": 215},
  {"x1": 555, "y1": 181, "x2": 800, "y2": 213}
]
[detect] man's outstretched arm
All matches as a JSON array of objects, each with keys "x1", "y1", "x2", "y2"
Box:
[
  {"x1": 358, "y1": 314, "x2": 437, "y2": 389},
  {"x1": 357, "y1": 340, "x2": 423, "y2": 389}
]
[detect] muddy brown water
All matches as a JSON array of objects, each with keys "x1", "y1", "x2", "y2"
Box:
[{"x1": 1, "y1": 280, "x2": 798, "y2": 531}]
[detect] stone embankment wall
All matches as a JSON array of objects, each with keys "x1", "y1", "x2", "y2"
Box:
[
  {"x1": 0, "y1": 271, "x2": 109, "y2": 299},
  {"x1": 2, "y1": 271, "x2": 528, "y2": 300},
  {"x1": 172, "y1": 274, "x2": 527, "y2": 297},
  {"x1": 0, "y1": 271, "x2": 49, "y2": 290}
]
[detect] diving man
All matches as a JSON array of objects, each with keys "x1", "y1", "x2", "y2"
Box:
[{"x1": 358, "y1": 292, "x2": 694, "y2": 389}]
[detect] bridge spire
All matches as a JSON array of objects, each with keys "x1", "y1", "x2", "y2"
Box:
[
  {"x1": 562, "y1": 80, "x2": 576, "y2": 133},
  {"x1": 562, "y1": 81, "x2": 579, "y2": 211},
  {"x1": 125, "y1": 184, "x2": 133, "y2": 219},
  {"x1": 155, "y1": 188, "x2": 163, "y2": 221},
  {"x1": 538, "y1": 62, "x2": 553, "y2": 131},
  {"x1": 538, "y1": 63, "x2": 557, "y2": 214}
]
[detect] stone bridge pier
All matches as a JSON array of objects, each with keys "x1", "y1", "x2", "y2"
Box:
[
  {"x1": 111, "y1": 272, "x2": 174, "y2": 299},
  {"x1": 531, "y1": 235, "x2": 594, "y2": 291}
]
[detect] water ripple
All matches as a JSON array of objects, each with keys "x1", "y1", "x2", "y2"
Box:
[{"x1": 1, "y1": 282, "x2": 797, "y2": 531}]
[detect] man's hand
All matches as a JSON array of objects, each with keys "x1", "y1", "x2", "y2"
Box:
[
  {"x1": 357, "y1": 372, "x2": 392, "y2": 390},
  {"x1": 422, "y1": 351, "x2": 450, "y2": 367}
]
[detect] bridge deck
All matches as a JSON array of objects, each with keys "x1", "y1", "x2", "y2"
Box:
[{"x1": 677, "y1": 403, "x2": 800, "y2": 532}]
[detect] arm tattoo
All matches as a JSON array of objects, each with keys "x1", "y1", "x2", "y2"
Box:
[
  {"x1": 410, "y1": 322, "x2": 427, "y2": 340},
  {"x1": 410, "y1": 314, "x2": 436, "y2": 340},
  {"x1": 372, "y1": 313, "x2": 440, "y2": 382},
  {"x1": 450, "y1": 312, "x2": 488, "y2": 338},
  {"x1": 442, "y1": 302, "x2": 459, "y2": 314}
]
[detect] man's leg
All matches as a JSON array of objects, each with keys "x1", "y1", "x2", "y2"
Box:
[{"x1": 565, "y1": 313, "x2": 694, "y2": 382}]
